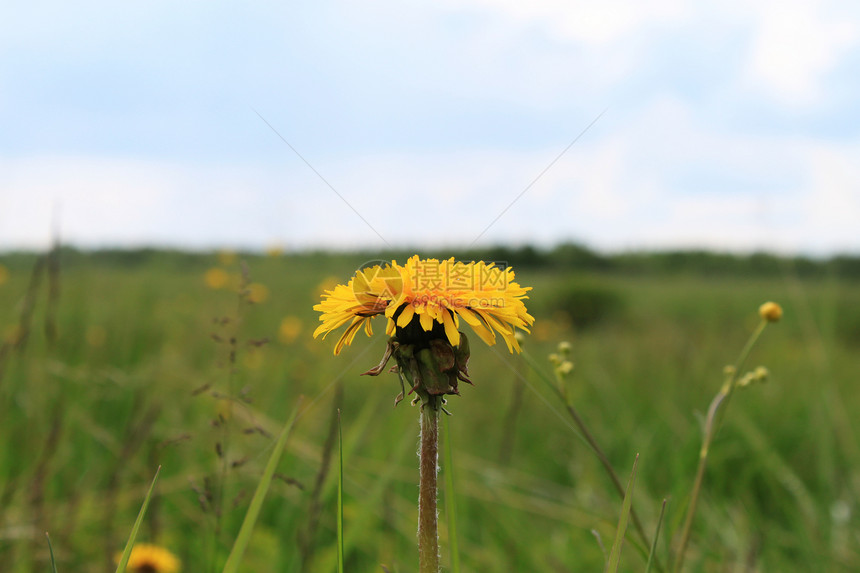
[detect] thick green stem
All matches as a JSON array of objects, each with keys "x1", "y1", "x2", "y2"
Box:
[{"x1": 419, "y1": 398, "x2": 441, "y2": 573}]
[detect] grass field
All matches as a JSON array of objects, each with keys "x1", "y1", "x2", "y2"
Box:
[{"x1": 1, "y1": 248, "x2": 858, "y2": 572}]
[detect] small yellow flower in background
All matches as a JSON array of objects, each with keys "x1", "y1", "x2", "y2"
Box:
[
  {"x1": 247, "y1": 282, "x2": 269, "y2": 303},
  {"x1": 86, "y1": 325, "x2": 106, "y2": 348},
  {"x1": 315, "y1": 276, "x2": 341, "y2": 298},
  {"x1": 759, "y1": 301, "x2": 782, "y2": 322},
  {"x1": 266, "y1": 244, "x2": 285, "y2": 257},
  {"x1": 0, "y1": 263, "x2": 8, "y2": 286},
  {"x1": 204, "y1": 267, "x2": 229, "y2": 290},
  {"x1": 217, "y1": 250, "x2": 236, "y2": 266},
  {"x1": 314, "y1": 256, "x2": 534, "y2": 355},
  {"x1": 120, "y1": 543, "x2": 180, "y2": 573},
  {"x1": 279, "y1": 316, "x2": 303, "y2": 344}
]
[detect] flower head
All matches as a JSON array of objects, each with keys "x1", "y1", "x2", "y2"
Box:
[
  {"x1": 758, "y1": 301, "x2": 783, "y2": 322},
  {"x1": 121, "y1": 543, "x2": 180, "y2": 573},
  {"x1": 314, "y1": 256, "x2": 534, "y2": 355}
]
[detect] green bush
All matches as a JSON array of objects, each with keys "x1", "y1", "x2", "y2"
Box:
[{"x1": 547, "y1": 279, "x2": 624, "y2": 329}]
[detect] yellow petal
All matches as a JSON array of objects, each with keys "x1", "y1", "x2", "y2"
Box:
[
  {"x1": 397, "y1": 304, "x2": 415, "y2": 328},
  {"x1": 334, "y1": 318, "x2": 364, "y2": 355},
  {"x1": 477, "y1": 309, "x2": 512, "y2": 335},
  {"x1": 442, "y1": 310, "x2": 460, "y2": 346},
  {"x1": 457, "y1": 308, "x2": 496, "y2": 346},
  {"x1": 419, "y1": 311, "x2": 434, "y2": 332}
]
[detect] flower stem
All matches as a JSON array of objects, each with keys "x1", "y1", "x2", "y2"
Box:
[
  {"x1": 523, "y1": 350, "x2": 662, "y2": 572},
  {"x1": 672, "y1": 319, "x2": 768, "y2": 573},
  {"x1": 419, "y1": 397, "x2": 441, "y2": 573}
]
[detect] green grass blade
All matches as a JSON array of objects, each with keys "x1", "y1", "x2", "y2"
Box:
[
  {"x1": 222, "y1": 397, "x2": 304, "y2": 573},
  {"x1": 45, "y1": 532, "x2": 58, "y2": 573},
  {"x1": 318, "y1": 428, "x2": 415, "y2": 572},
  {"x1": 606, "y1": 454, "x2": 639, "y2": 573},
  {"x1": 337, "y1": 409, "x2": 344, "y2": 573},
  {"x1": 442, "y1": 415, "x2": 460, "y2": 573},
  {"x1": 116, "y1": 465, "x2": 162, "y2": 573},
  {"x1": 645, "y1": 499, "x2": 667, "y2": 573}
]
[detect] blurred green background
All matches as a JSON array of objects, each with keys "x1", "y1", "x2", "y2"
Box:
[{"x1": 1, "y1": 245, "x2": 858, "y2": 572}]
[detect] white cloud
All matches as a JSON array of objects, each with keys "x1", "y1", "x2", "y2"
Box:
[
  {"x1": 2, "y1": 108, "x2": 859, "y2": 255},
  {"x1": 800, "y1": 145, "x2": 860, "y2": 251},
  {"x1": 2, "y1": 1, "x2": 859, "y2": 255},
  {"x1": 0, "y1": 156, "x2": 299, "y2": 250},
  {"x1": 446, "y1": 0, "x2": 688, "y2": 46},
  {"x1": 742, "y1": 0, "x2": 859, "y2": 106},
  {"x1": 442, "y1": 0, "x2": 860, "y2": 111}
]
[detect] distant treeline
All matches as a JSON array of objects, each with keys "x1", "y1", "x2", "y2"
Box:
[
  {"x1": 2, "y1": 243, "x2": 860, "y2": 279},
  {"x1": 346, "y1": 243, "x2": 860, "y2": 279}
]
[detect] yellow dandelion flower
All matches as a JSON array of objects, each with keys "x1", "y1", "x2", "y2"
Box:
[
  {"x1": 204, "y1": 267, "x2": 229, "y2": 290},
  {"x1": 121, "y1": 543, "x2": 180, "y2": 573},
  {"x1": 217, "y1": 250, "x2": 236, "y2": 266},
  {"x1": 279, "y1": 316, "x2": 303, "y2": 344},
  {"x1": 313, "y1": 256, "x2": 533, "y2": 355},
  {"x1": 247, "y1": 282, "x2": 269, "y2": 303}
]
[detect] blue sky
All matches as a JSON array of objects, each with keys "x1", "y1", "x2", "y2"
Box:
[{"x1": 2, "y1": 0, "x2": 859, "y2": 254}]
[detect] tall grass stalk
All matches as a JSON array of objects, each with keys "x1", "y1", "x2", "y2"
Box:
[
  {"x1": 45, "y1": 532, "x2": 58, "y2": 573},
  {"x1": 606, "y1": 454, "x2": 639, "y2": 573},
  {"x1": 300, "y1": 382, "x2": 343, "y2": 569},
  {"x1": 522, "y1": 350, "x2": 658, "y2": 569},
  {"x1": 645, "y1": 500, "x2": 668, "y2": 573},
  {"x1": 498, "y1": 352, "x2": 526, "y2": 465},
  {"x1": 115, "y1": 465, "x2": 161, "y2": 573},
  {"x1": 672, "y1": 318, "x2": 770, "y2": 573},
  {"x1": 222, "y1": 397, "x2": 303, "y2": 573},
  {"x1": 336, "y1": 409, "x2": 344, "y2": 573},
  {"x1": 0, "y1": 254, "x2": 45, "y2": 384},
  {"x1": 442, "y1": 415, "x2": 460, "y2": 573}
]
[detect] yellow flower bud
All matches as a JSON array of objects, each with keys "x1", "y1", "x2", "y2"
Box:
[
  {"x1": 758, "y1": 301, "x2": 783, "y2": 322},
  {"x1": 557, "y1": 360, "x2": 574, "y2": 375}
]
